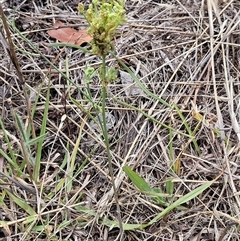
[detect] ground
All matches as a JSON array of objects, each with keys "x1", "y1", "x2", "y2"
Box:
[{"x1": 0, "y1": 0, "x2": 240, "y2": 240}]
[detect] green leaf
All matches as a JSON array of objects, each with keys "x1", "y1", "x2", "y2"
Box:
[
  {"x1": 123, "y1": 166, "x2": 151, "y2": 192},
  {"x1": 166, "y1": 178, "x2": 174, "y2": 196},
  {"x1": 102, "y1": 180, "x2": 213, "y2": 231},
  {"x1": 151, "y1": 188, "x2": 169, "y2": 206},
  {"x1": 67, "y1": 120, "x2": 83, "y2": 193},
  {"x1": 0, "y1": 149, "x2": 19, "y2": 172},
  {"x1": 123, "y1": 166, "x2": 171, "y2": 207},
  {"x1": 5, "y1": 190, "x2": 36, "y2": 216},
  {"x1": 0, "y1": 120, "x2": 17, "y2": 165},
  {"x1": 23, "y1": 215, "x2": 37, "y2": 224},
  {"x1": 14, "y1": 113, "x2": 28, "y2": 142},
  {"x1": 147, "y1": 180, "x2": 213, "y2": 225},
  {"x1": 34, "y1": 80, "x2": 50, "y2": 181},
  {"x1": 26, "y1": 133, "x2": 47, "y2": 146}
]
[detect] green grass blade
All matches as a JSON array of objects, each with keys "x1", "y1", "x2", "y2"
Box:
[
  {"x1": 26, "y1": 133, "x2": 47, "y2": 146},
  {"x1": 27, "y1": 82, "x2": 44, "y2": 138},
  {"x1": 149, "y1": 189, "x2": 170, "y2": 207},
  {"x1": 13, "y1": 113, "x2": 34, "y2": 167},
  {"x1": 0, "y1": 119, "x2": 17, "y2": 164},
  {"x1": 14, "y1": 113, "x2": 28, "y2": 142},
  {"x1": 110, "y1": 94, "x2": 191, "y2": 138},
  {"x1": 121, "y1": 166, "x2": 214, "y2": 230},
  {"x1": 0, "y1": 150, "x2": 20, "y2": 172},
  {"x1": 173, "y1": 102, "x2": 200, "y2": 155},
  {"x1": 169, "y1": 119, "x2": 174, "y2": 162},
  {"x1": 33, "y1": 80, "x2": 50, "y2": 182},
  {"x1": 23, "y1": 215, "x2": 37, "y2": 224},
  {"x1": 123, "y1": 166, "x2": 152, "y2": 192},
  {"x1": 66, "y1": 120, "x2": 83, "y2": 193},
  {"x1": 107, "y1": 181, "x2": 213, "y2": 230},
  {"x1": 166, "y1": 178, "x2": 174, "y2": 196},
  {"x1": 147, "y1": 180, "x2": 213, "y2": 225},
  {"x1": 123, "y1": 166, "x2": 170, "y2": 207},
  {"x1": 5, "y1": 190, "x2": 36, "y2": 216}
]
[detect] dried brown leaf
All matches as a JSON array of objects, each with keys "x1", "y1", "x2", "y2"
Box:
[{"x1": 47, "y1": 20, "x2": 92, "y2": 45}]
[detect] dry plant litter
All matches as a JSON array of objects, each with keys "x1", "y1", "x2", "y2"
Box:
[{"x1": 0, "y1": 0, "x2": 240, "y2": 240}]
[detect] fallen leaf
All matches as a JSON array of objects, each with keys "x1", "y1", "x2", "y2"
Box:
[{"x1": 47, "y1": 20, "x2": 92, "y2": 46}]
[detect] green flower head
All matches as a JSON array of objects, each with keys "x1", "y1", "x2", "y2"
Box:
[{"x1": 78, "y1": 0, "x2": 126, "y2": 56}]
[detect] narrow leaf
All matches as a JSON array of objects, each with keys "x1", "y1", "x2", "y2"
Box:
[
  {"x1": 34, "y1": 79, "x2": 50, "y2": 181},
  {"x1": 6, "y1": 190, "x2": 36, "y2": 216},
  {"x1": 123, "y1": 166, "x2": 151, "y2": 192},
  {"x1": 26, "y1": 133, "x2": 47, "y2": 146},
  {"x1": 148, "y1": 180, "x2": 213, "y2": 225},
  {"x1": 166, "y1": 178, "x2": 174, "y2": 196}
]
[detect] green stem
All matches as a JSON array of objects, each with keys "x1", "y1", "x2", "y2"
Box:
[{"x1": 100, "y1": 55, "x2": 123, "y2": 234}]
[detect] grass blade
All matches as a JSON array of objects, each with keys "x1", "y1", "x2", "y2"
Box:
[
  {"x1": 173, "y1": 102, "x2": 200, "y2": 155},
  {"x1": 123, "y1": 166, "x2": 152, "y2": 192},
  {"x1": 33, "y1": 80, "x2": 50, "y2": 182},
  {"x1": 147, "y1": 180, "x2": 214, "y2": 225},
  {"x1": 5, "y1": 190, "x2": 36, "y2": 216}
]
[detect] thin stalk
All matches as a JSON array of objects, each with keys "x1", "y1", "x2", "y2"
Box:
[{"x1": 100, "y1": 55, "x2": 123, "y2": 234}]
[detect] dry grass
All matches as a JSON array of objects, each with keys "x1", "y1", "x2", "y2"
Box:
[{"x1": 0, "y1": 0, "x2": 240, "y2": 240}]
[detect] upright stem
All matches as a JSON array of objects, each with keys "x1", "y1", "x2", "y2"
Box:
[{"x1": 100, "y1": 55, "x2": 123, "y2": 234}]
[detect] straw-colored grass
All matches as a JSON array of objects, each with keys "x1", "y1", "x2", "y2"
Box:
[{"x1": 0, "y1": 0, "x2": 240, "y2": 240}]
